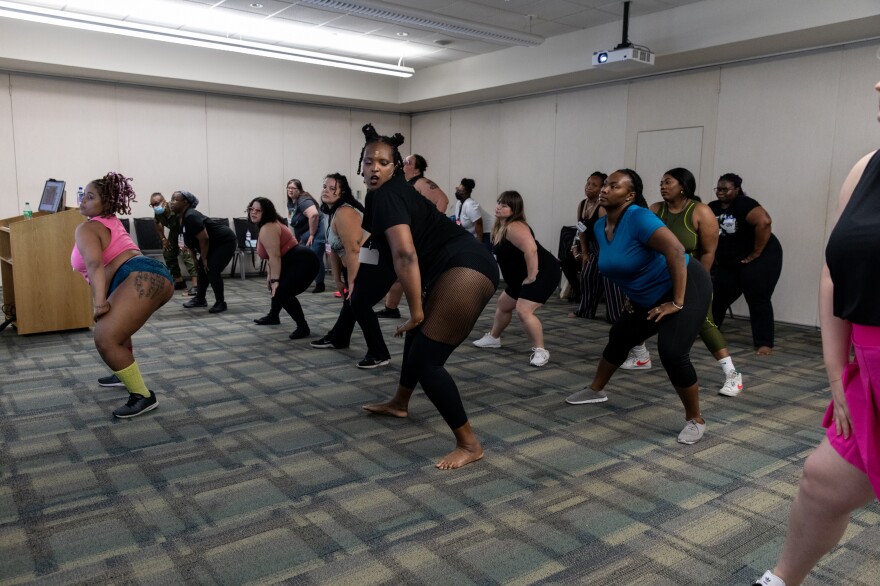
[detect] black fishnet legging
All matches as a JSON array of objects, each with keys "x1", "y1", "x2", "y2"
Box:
[{"x1": 399, "y1": 266, "x2": 496, "y2": 430}]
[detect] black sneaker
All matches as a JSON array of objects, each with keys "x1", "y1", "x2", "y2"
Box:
[
  {"x1": 113, "y1": 391, "x2": 158, "y2": 418},
  {"x1": 98, "y1": 373, "x2": 126, "y2": 387},
  {"x1": 375, "y1": 306, "x2": 401, "y2": 319},
  {"x1": 312, "y1": 282, "x2": 326, "y2": 293},
  {"x1": 289, "y1": 327, "x2": 310, "y2": 340},
  {"x1": 208, "y1": 301, "x2": 228, "y2": 313},
  {"x1": 254, "y1": 315, "x2": 281, "y2": 325},
  {"x1": 357, "y1": 355, "x2": 391, "y2": 369},
  {"x1": 310, "y1": 335, "x2": 347, "y2": 349},
  {"x1": 186, "y1": 286, "x2": 199, "y2": 296},
  {"x1": 183, "y1": 297, "x2": 208, "y2": 308}
]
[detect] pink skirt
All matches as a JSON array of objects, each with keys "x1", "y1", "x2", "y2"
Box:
[{"x1": 823, "y1": 324, "x2": 880, "y2": 498}]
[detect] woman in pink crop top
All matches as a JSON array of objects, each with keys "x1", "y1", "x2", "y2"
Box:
[
  {"x1": 247, "y1": 197, "x2": 319, "y2": 339},
  {"x1": 73, "y1": 172, "x2": 174, "y2": 419}
]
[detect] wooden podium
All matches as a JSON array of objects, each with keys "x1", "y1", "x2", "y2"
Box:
[{"x1": 0, "y1": 208, "x2": 93, "y2": 334}]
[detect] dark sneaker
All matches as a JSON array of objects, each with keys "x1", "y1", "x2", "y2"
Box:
[
  {"x1": 312, "y1": 282, "x2": 326, "y2": 293},
  {"x1": 113, "y1": 391, "x2": 158, "y2": 418},
  {"x1": 254, "y1": 314, "x2": 281, "y2": 325},
  {"x1": 208, "y1": 301, "x2": 228, "y2": 313},
  {"x1": 98, "y1": 373, "x2": 126, "y2": 387},
  {"x1": 174, "y1": 281, "x2": 187, "y2": 290},
  {"x1": 375, "y1": 306, "x2": 401, "y2": 319},
  {"x1": 186, "y1": 286, "x2": 199, "y2": 296},
  {"x1": 310, "y1": 335, "x2": 347, "y2": 349},
  {"x1": 183, "y1": 297, "x2": 208, "y2": 308},
  {"x1": 289, "y1": 327, "x2": 310, "y2": 340},
  {"x1": 357, "y1": 355, "x2": 391, "y2": 369}
]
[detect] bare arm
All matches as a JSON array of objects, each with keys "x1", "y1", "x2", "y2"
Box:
[
  {"x1": 259, "y1": 223, "x2": 283, "y2": 295},
  {"x1": 75, "y1": 222, "x2": 110, "y2": 320},
  {"x1": 154, "y1": 218, "x2": 171, "y2": 250},
  {"x1": 694, "y1": 203, "x2": 719, "y2": 273},
  {"x1": 194, "y1": 228, "x2": 210, "y2": 270},
  {"x1": 821, "y1": 150, "x2": 874, "y2": 437},
  {"x1": 415, "y1": 178, "x2": 449, "y2": 213},
  {"x1": 506, "y1": 221, "x2": 540, "y2": 284},
  {"x1": 646, "y1": 226, "x2": 687, "y2": 321},
  {"x1": 304, "y1": 205, "x2": 319, "y2": 246},
  {"x1": 473, "y1": 218, "x2": 483, "y2": 240},
  {"x1": 385, "y1": 224, "x2": 423, "y2": 334},
  {"x1": 335, "y1": 207, "x2": 365, "y2": 285},
  {"x1": 742, "y1": 206, "x2": 773, "y2": 263}
]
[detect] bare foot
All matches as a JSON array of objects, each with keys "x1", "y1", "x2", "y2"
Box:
[
  {"x1": 362, "y1": 402, "x2": 408, "y2": 418},
  {"x1": 755, "y1": 346, "x2": 772, "y2": 356},
  {"x1": 566, "y1": 312, "x2": 577, "y2": 318},
  {"x1": 435, "y1": 443, "x2": 484, "y2": 470}
]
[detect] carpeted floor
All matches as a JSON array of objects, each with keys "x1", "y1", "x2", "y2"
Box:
[{"x1": 1, "y1": 278, "x2": 877, "y2": 585}]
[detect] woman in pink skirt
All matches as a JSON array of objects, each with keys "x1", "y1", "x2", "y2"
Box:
[{"x1": 753, "y1": 80, "x2": 880, "y2": 586}]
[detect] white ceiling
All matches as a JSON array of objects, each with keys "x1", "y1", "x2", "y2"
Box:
[{"x1": 12, "y1": 0, "x2": 708, "y2": 69}]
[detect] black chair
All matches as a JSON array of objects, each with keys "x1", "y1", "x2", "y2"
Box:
[
  {"x1": 133, "y1": 217, "x2": 164, "y2": 258},
  {"x1": 120, "y1": 217, "x2": 130, "y2": 233},
  {"x1": 230, "y1": 217, "x2": 265, "y2": 279}
]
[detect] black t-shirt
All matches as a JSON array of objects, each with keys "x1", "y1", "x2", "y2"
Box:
[
  {"x1": 368, "y1": 174, "x2": 472, "y2": 286},
  {"x1": 287, "y1": 194, "x2": 322, "y2": 240},
  {"x1": 181, "y1": 209, "x2": 236, "y2": 252},
  {"x1": 709, "y1": 195, "x2": 761, "y2": 267},
  {"x1": 825, "y1": 149, "x2": 880, "y2": 326}
]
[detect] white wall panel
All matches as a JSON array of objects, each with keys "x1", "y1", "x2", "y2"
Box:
[
  {"x1": 716, "y1": 51, "x2": 842, "y2": 326},
  {"x1": 116, "y1": 86, "x2": 208, "y2": 218},
  {"x1": 450, "y1": 103, "x2": 500, "y2": 218},
  {"x1": 635, "y1": 127, "x2": 704, "y2": 204},
  {"x1": 554, "y1": 85, "x2": 628, "y2": 228},
  {"x1": 410, "y1": 111, "x2": 452, "y2": 213},
  {"x1": 497, "y1": 95, "x2": 558, "y2": 248},
  {"x1": 205, "y1": 95, "x2": 284, "y2": 220},
  {"x1": 10, "y1": 75, "x2": 118, "y2": 212},
  {"x1": 0, "y1": 73, "x2": 18, "y2": 220}
]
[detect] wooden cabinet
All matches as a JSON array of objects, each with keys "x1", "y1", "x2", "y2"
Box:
[{"x1": 0, "y1": 208, "x2": 92, "y2": 334}]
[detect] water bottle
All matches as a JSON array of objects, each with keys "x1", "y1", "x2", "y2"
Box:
[
  {"x1": 245, "y1": 230, "x2": 256, "y2": 248},
  {"x1": 23, "y1": 202, "x2": 33, "y2": 219},
  {"x1": 77, "y1": 186, "x2": 84, "y2": 204}
]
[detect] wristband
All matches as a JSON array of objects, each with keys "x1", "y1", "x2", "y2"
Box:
[{"x1": 671, "y1": 301, "x2": 684, "y2": 310}]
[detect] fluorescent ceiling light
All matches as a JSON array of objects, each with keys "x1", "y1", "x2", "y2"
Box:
[
  {"x1": 298, "y1": 0, "x2": 545, "y2": 47},
  {"x1": 0, "y1": 0, "x2": 416, "y2": 76}
]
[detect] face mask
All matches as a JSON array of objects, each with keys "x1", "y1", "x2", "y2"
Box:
[
  {"x1": 153, "y1": 206, "x2": 165, "y2": 215},
  {"x1": 455, "y1": 191, "x2": 465, "y2": 200}
]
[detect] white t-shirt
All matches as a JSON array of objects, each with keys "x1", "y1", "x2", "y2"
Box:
[{"x1": 457, "y1": 198, "x2": 491, "y2": 236}]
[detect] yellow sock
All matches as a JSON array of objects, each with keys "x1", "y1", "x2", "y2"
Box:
[{"x1": 114, "y1": 361, "x2": 150, "y2": 397}]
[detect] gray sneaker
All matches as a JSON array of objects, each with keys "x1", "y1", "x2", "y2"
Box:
[
  {"x1": 565, "y1": 388, "x2": 608, "y2": 404},
  {"x1": 98, "y1": 374, "x2": 125, "y2": 387},
  {"x1": 677, "y1": 419, "x2": 706, "y2": 444}
]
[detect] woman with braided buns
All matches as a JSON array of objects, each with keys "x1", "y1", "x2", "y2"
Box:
[
  {"x1": 357, "y1": 123, "x2": 499, "y2": 470},
  {"x1": 72, "y1": 172, "x2": 174, "y2": 418}
]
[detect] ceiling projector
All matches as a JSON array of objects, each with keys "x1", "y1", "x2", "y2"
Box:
[{"x1": 592, "y1": 47, "x2": 655, "y2": 68}]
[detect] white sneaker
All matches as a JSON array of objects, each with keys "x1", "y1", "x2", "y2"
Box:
[
  {"x1": 752, "y1": 570, "x2": 786, "y2": 586},
  {"x1": 620, "y1": 352, "x2": 651, "y2": 370},
  {"x1": 718, "y1": 370, "x2": 743, "y2": 397},
  {"x1": 677, "y1": 419, "x2": 706, "y2": 444},
  {"x1": 473, "y1": 333, "x2": 501, "y2": 348},
  {"x1": 529, "y1": 347, "x2": 549, "y2": 367}
]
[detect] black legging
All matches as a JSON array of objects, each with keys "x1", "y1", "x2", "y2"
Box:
[
  {"x1": 195, "y1": 238, "x2": 236, "y2": 303},
  {"x1": 711, "y1": 235, "x2": 783, "y2": 348},
  {"x1": 560, "y1": 251, "x2": 581, "y2": 301},
  {"x1": 398, "y1": 252, "x2": 499, "y2": 430},
  {"x1": 602, "y1": 261, "x2": 712, "y2": 388},
  {"x1": 267, "y1": 245, "x2": 319, "y2": 327},
  {"x1": 339, "y1": 259, "x2": 397, "y2": 360}
]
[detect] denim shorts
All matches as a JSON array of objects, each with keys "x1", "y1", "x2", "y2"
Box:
[{"x1": 108, "y1": 256, "x2": 173, "y2": 296}]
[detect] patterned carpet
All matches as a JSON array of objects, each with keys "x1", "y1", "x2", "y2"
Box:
[{"x1": 1, "y1": 278, "x2": 877, "y2": 585}]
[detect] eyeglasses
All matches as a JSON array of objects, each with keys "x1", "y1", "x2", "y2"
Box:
[
  {"x1": 148, "y1": 201, "x2": 163, "y2": 207},
  {"x1": 714, "y1": 187, "x2": 732, "y2": 194},
  {"x1": 246, "y1": 207, "x2": 262, "y2": 213}
]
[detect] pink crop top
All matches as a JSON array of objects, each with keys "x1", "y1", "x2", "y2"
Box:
[
  {"x1": 71, "y1": 215, "x2": 140, "y2": 283},
  {"x1": 256, "y1": 221, "x2": 298, "y2": 260}
]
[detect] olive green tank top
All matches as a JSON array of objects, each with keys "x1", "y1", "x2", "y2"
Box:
[{"x1": 657, "y1": 200, "x2": 699, "y2": 256}]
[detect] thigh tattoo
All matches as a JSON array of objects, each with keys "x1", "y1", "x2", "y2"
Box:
[{"x1": 134, "y1": 272, "x2": 167, "y2": 299}]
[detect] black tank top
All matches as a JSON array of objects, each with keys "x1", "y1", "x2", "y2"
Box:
[{"x1": 825, "y1": 149, "x2": 880, "y2": 326}]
